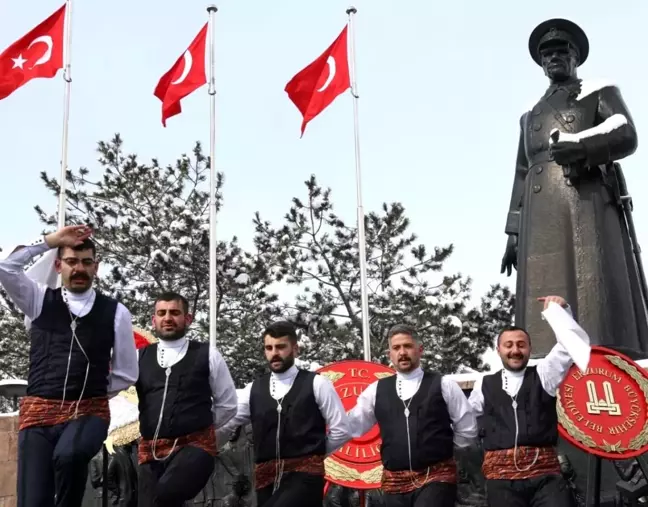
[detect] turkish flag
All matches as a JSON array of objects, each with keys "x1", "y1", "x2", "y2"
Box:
[
  {"x1": 285, "y1": 25, "x2": 350, "y2": 136},
  {"x1": 0, "y1": 4, "x2": 66, "y2": 101},
  {"x1": 154, "y1": 23, "x2": 208, "y2": 127}
]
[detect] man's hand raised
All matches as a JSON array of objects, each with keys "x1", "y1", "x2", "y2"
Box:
[
  {"x1": 537, "y1": 295, "x2": 567, "y2": 310},
  {"x1": 44, "y1": 225, "x2": 93, "y2": 249}
]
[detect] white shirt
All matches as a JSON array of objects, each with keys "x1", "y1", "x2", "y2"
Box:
[
  {"x1": 153, "y1": 336, "x2": 237, "y2": 428},
  {"x1": 348, "y1": 368, "x2": 478, "y2": 447},
  {"x1": 468, "y1": 305, "x2": 585, "y2": 416},
  {"x1": 217, "y1": 365, "x2": 352, "y2": 454},
  {"x1": 0, "y1": 239, "x2": 138, "y2": 396}
]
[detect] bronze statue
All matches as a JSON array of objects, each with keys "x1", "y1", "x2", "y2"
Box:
[{"x1": 501, "y1": 18, "x2": 648, "y2": 357}]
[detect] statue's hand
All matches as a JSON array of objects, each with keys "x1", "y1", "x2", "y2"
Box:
[
  {"x1": 500, "y1": 235, "x2": 518, "y2": 277},
  {"x1": 550, "y1": 140, "x2": 587, "y2": 166}
]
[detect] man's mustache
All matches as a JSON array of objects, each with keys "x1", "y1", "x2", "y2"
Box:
[
  {"x1": 71, "y1": 273, "x2": 90, "y2": 281},
  {"x1": 508, "y1": 354, "x2": 524, "y2": 360}
]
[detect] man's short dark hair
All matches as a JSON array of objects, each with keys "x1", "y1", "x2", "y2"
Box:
[
  {"x1": 497, "y1": 325, "x2": 531, "y2": 346},
  {"x1": 262, "y1": 321, "x2": 298, "y2": 344},
  {"x1": 57, "y1": 238, "x2": 96, "y2": 259},
  {"x1": 154, "y1": 291, "x2": 189, "y2": 314},
  {"x1": 387, "y1": 324, "x2": 418, "y2": 343}
]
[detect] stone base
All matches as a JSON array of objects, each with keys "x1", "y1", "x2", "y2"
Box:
[{"x1": 0, "y1": 414, "x2": 18, "y2": 507}]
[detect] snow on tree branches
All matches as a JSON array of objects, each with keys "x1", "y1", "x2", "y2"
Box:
[
  {"x1": 5, "y1": 135, "x2": 515, "y2": 384},
  {"x1": 253, "y1": 175, "x2": 515, "y2": 373},
  {"x1": 36, "y1": 134, "x2": 281, "y2": 383},
  {"x1": 0, "y1": 279, "x2": 29, "y2": 381}
]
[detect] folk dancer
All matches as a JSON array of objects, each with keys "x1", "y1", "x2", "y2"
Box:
[
  {"x1": 0, "y1": 225, "x2": 139, "y2": 507},
  {"x1": 347, "y1": 324, "x2": 478, "y2": 507},
  {"x1": 136, "y1": 292, "x2": 237, "y2": 507},
  {"x1": 468, "y1": 295, "x2": 589, "y2": 506},
  {"x1": 217, "y1": 321, "x2": 351, "y2": 506}
]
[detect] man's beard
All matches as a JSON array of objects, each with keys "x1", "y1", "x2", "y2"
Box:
[
  {"x1": 503, "y1": 354, "x2": 529, "y2": 372},
  {"x1": 394, "y1": 356, "x2": 417, "y2": 373},
  {"x1": 156, "y1": 325, "x2": 187, "y2": 341},
  {"x1": 268, "y1": 355, "x2": 294, "y2": 373}
]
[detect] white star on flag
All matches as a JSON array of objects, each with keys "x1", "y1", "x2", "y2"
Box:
[{"x1": 11, "y1": 55, "x2": 26, "y2": 69}]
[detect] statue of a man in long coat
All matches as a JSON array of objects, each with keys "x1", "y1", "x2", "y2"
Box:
[{"x1": 500, "y1": 18, "x2": 648, "y2": 357}]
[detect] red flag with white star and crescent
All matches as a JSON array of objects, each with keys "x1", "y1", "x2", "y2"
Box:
[
  {"x1": 154, "y1": 23, "x2": 208, "y2": 127},
  {"x1": 285, "y1": 25, "x2": 350, "y2": 136},
  {"x1": 0, "y1": 4, "x2": 66, "y2": 101}
]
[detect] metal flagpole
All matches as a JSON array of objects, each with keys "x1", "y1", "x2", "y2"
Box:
[
  {"x1": 207, "y1": 5, "x2": 218, "y2": 348},
  {"x1": 55, "y1": 2, "x2": 110, "y2": 500},
  {"x1": 346, "y1": 6, "x2": 371, "y2": 362},
  {"x1": 58, "y1": 0, "x2": 73, "y2": 228},
  {"x1": 56, "y1": 7, "x2": 110, "y2": 503}
]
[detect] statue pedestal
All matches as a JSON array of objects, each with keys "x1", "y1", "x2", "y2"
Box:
[{"x1": 0, "y1": 414, "x2": 18, "y2": 507}]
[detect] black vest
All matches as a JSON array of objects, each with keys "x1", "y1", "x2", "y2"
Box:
[
  {"x1": 136, "y1": 341, "x2": 213, "y2": 439},
  {"x1": 480, "y1": 366, "x2": 558, "y2": 451},
  {"x1": 375, "y1": 372, "x2": 454, "y2": 471},
  {"x1": 27, "y1": 288, "x2": 117, "y2": 399},
  {"x1": 249, "y1": 369, "x2": 326, "y2": 463}
]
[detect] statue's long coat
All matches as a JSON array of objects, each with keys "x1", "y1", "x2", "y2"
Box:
[{"x1": 505, "y1": 79, "x2": 648, "y2": 356}]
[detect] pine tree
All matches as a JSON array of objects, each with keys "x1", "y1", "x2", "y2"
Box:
[
  {"x1": 0, "y1": 279, "x2": 29, "y2": 380},
  {"x1": 26, "y1": 137, "x2": 515, "y2": 383},
  {"x1": 37, "y1": 134, "x2": 281, "y2": 383},
  {"x1": 253, "y1": 176, "x2": 515, "y2": 373}
]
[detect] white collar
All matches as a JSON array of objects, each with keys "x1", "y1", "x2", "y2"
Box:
[
  {"x1": 502, "y1": 367, "x2": 526, "y2": 379},
  {"x1": 62, "y1": 286, "x2": 94, "y2": 300},
  {"x1": 271, "y1": 365, "x2": 298, "y2": 381},
  {"x1": 396, "y1": 366, "x2": 424, "y2": 381},
  {"x1": 158, "y1": 336, "x2": 188, "y2": 350}
]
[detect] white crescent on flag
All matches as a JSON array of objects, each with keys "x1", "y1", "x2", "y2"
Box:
[
  {"x1": 317, "y1": 56, "x2": 336, "y2": 92},
  {"x1": 27, "y1": 35, "x2": 53, "y2": 68},
  {"x1": 171, "y1": 50, "x2": 193, "y2": 85}
]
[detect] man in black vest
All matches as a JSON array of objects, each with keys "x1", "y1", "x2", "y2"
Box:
[
  {"x1": 0, "y1": 225, "x2": 139, "y2": 507},
  {"x1": 468, "y1": 295, "x2": 587, "y2": 507},
  {"x1": 136, "y1": 291, "x2": 237, "y2": 507},
  {"x1": 347, "y1": 324, "x2": 478, "y2": 507},
  {"x1": 217, "y1": 321, "x2": 351, "y2": 507}
]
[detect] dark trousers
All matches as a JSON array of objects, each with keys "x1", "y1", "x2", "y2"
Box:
[
  {"x1": 17, "y1": 415, "x2": 109, "y2": 507},
  {"x1": 383, "y1": 481, "x2": 456, "y2": 507},
  {"x1": 138, "y1": 446, "x2": 215, "y2": 507},
  {"x1": 486, "y1": 474, "x2": 574, "y2": 507},
  {"x1": 256, "y1": 472, "x2": 324, "y2": 507}
]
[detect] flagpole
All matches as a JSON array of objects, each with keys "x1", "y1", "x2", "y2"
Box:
[
  {"x1": 57, "y1": 0, "x2": 73, "y2": 228},
  {"x1": 207, "y1": 4, "x2": 218, "y2": 348},
  {"x1": 346, "y1": 6, "x2": 371, "y2": 362}
]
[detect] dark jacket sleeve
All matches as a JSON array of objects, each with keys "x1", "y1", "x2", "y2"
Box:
[
  {"x1": 505, "y1": 113, "x2": 529, "y2": 235},
  {"x1": 580, "y1": 85, "x2": 638, "y2": 167}
]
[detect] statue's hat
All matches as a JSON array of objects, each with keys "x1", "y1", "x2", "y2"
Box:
[{"x1": 528, "y1": 18, "x2": 589, "y2": 67}]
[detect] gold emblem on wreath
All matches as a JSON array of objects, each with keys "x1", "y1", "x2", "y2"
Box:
[
  {"x1": 325, "y1": 457, "x2": 383, "y2": 484},
  {"x1": 320, "y1": 371, "x2": 345, "y2": 383},
  {"x1": 105, "y1": 421, "x2": 141, "y2": 453},
  {"x1": 134, "y1": 326, "x2": 157, "y2": 344},
  {"x1": 104, "y1": 386, "x2": 143, "y2": 453},
  {"x1": 374, "y1": 372, "x2": 394, "y2": 379},
  {"x1": 557, "y1": 354, "x2": 648, "y2": 453}
]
